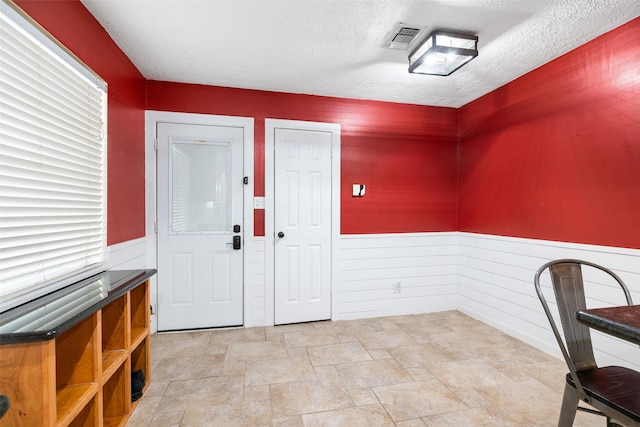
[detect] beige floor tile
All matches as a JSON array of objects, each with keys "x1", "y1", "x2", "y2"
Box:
[
  {"x1": 151, "y1": 331, "x2": 212, "y2": 360},
  {"x1": 156, "y1": 374, "x2": 244, "y2": 412},
  {"x1": 411, "y1": 334, "x2": 435, "y2": 344},
  {"x1": 244, "y1": 384, "x2": 270, "y2": 402},
  {"x1": 368, "y1": 348, "x2": 393, "y2": 359},
  {"x1": 222, "y1": 360, "x2": 246, "y2": 376},
  {"x1": 477, "y1": 341, "x2": 556, "y2": 370},
  {"x1": 270, "y1": 372, "x2": 353, "y2": 416},
  {"x1": 330, "y1": 317, "x2": 401, "y2": 335},
  {"x1": 387, "y1": 342, "x2": 459, "y2": 368},
  {"x1": 374, "y1": 379, "x2": 468, "y2": 421},
  {"x1": 392, "y1": 314, "x2": 456, "y2": 337},
  {"x1": 477, "y1": 378, "x2": 563, "y2": 425},
  {"x1": 152, "y1": 354, "x2": 225, "y2": 382},
  {"x1": 313, "y1": 320, "x2": 334, "y2": 330},
  {"x1": 336, "y1": 358, "x2": 414, "y2": 389},
  {"x1": 149, "y1": 411, "x2": 184, "y2": 427},
  {"x1": 421, "y1": 405, "x2": 512, "y2": 426},
  {"x1": 225, "y1": 340, "x2": 288, "y2": 363},
  {"x1": 273, "y1": 415, "x2": 304, "y2": 427},
  {"x1": 283, "y1": 330, "x2": 339, "y2": 348},
  {"x1": 266, "y1": 332, "x2": 286, "y2": 343},
  {"x1": 128, "y1": 396, "x2": 163, "y2": 426},
  {"x1": 520, "y1": 359, "x2": 570, "y2": 390},
  {"x1": 301, "y1": 403, "x2": 395, "y2": 427},
  {"x1": 128, "y1": 311, "x2": 596, "y2": 426},
  {"x1": 396, "y1": 419, "x2": 427, "y2": 427},
  {"x1": 287, "y1": 346, "x2": 311, "y2": 361},
  {"x1": 349, "y1": 388, "x2": 380, "y2": 406},
  {"x1": 356, "y1": 329, "x2": 416, "y2": 350},
  {"x1": 337, "y1": 333, "x2": 359, "y2": 343},
  {"x1": 143, "y1": 380, "x2": 169, "y2": 398},
  {"x1": 427, "y1": 358, "x2": 515, "y2": 390},
  {"x1": 429, "y1": 328, "x2": 514, "y2": 352},
  {"x1": 452, "y1": 388, "x2": 490, "y2": 408},
  {"x1": 307, "y1": 341, "x2": 372, "y2": 366},
  {"x1": 430, "y1": 311, "x2": 483, "y2": 330},
  {"x1": 245, "y1": 357, "x2": 316, "y2": 386},
  {"x1": 266, "y1": 322, "x2": 317, "y2": 334},
  {"x1": 178, "y1": 400, "x2": 273, "y2": 427},
  {"x1": 209, "y1": 326, "x2": 265, "y2": 345},
  {"x1": 204, "y1": 344, "x2": 227, "y2": 355},
  {"x1": 313, "y1": 364, "x2": 340, "y2": 379},
  {"x1": 405, "y1": 367, "x2": 435, "y2": 381}
]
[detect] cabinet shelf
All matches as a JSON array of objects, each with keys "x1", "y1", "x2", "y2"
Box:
[
  {"x1": 0, "y1": 270, "x2": 154, "y2": 426},
  {"x1": 102, "y1": 349, "x2": 128, "y2": 382},
  {"x1": 131, "y1": 326, "x2": 149, "y2": 349},
  {"x1": 102, "y1": 363, "x2": 128, "y2": 427},
  {"x1": 56, "y1": 383, "x2": 99, "y2": 427},
  {"x1": 66, "y1": 396, "x2": 98, "y2": 427}
]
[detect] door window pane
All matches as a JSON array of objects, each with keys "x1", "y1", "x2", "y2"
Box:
[{"x1": 170, "y1": 140, "x2": 230, "y2": 233}]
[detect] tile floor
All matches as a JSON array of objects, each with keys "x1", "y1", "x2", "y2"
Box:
[{"x1": 128, "y1": 311, "x2": 605, "y2": 426}]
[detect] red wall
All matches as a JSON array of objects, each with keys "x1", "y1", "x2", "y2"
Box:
[
  {"x1": 458, "y1": 17, "x2": 640, "y2": 249},
  {"x1": 146, "y1": 83, "x2": 459, "y2": 235},
  {"x1": 15, "y1": 0, "x2": 147, "y2": 245},
  {"x1": 15, "y1": 2, "x2": 640, "y2": 249}
]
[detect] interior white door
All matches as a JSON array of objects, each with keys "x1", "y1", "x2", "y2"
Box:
[
  {"x1": 274, "y1": 128, "x2": 332, "y2": 324},
  {"x1": 157, "y1": 122, "x2": 243, "y2": 331}
]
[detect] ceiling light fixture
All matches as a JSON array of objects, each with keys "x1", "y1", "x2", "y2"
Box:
[{"x1": 408, "y1": 30, "x2": 478, "y2": 76}]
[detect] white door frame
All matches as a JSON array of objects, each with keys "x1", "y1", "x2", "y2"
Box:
[
  {"x1": 265, "y1": 119, "x2": 340, "y2": 325},
  {"x1": 145, "y1": 111, "x2": 254, "y2": 331}
]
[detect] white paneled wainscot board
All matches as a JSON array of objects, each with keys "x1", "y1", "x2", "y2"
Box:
[
  {"x1": 243, "y1": 232, "x2": 458, "y2": 327},
  {"x1": 335, "y1": 233, "x2": 459, "y2": 320},
  {"x1": 108, "y1": 237, "x2": 158, "y2": 332},
  {"x1": 109, "y1": 231, "x2": 639, "y2": 373},
  {"x1": 457, "y1": 232, "x2": 640, "y2": 372}
]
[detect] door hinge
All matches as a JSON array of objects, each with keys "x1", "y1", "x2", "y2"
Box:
[
  {"x1": 243, "y1": 176, "x2": 249, "y2": 185},
  {"x1": 154, "y1": 221, "x2": 158, "y2": 233},
  {"x1": 154, "y1": 139, "x2": 158, "y2": 151}
]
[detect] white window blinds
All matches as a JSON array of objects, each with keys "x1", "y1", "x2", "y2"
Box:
[{"x1": 0, "y1": 1, "x2": 107, "y2": 307}]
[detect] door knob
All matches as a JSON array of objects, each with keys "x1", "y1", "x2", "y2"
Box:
[
  {"x1": 226, "y1": 236, "x2": 241, "y2": 250},
  {"x1": 277, "y1": 231, "x2": 285, "y2": 238}
]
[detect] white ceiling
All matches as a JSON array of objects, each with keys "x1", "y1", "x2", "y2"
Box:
[{"x1": 81, "y1": 0, "x2": 639, "y2": 108}]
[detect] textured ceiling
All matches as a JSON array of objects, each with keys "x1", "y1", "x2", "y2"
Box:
[{"x1": 81, "y1": 0, "x2": 639, "y2": 108}]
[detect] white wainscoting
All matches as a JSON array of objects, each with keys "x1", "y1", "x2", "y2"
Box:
[
  {"x1": 334, "y1": 232, "x2": 459, "y2": 320},
  {"x1": 107, "y1": 237, "x2": 149, "y2": 269},
  {"x1": 113, "y1": 229, "x2": 640, "y2": 372},
  {"x1": 244, "y1": 237, "x2": 266, "y2": 328},
  {"x1": 107, "y1": 236, "x2": 159, "y2": 333},
  {"x1": 457, "y1": 232, "x2": 640, "y2": 371}
]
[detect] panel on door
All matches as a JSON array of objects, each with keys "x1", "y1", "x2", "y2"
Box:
[
  {"x1": 274, "y1": 128, "x2": 332, "y2": 324},
  {"x1": 157, "y1": 123, "x2": 243, "y2": 331}
]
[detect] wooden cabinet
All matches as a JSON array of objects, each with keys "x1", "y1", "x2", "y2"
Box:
[{"x1": 0, "y1": 270, "x2": 154, "y2": 426}]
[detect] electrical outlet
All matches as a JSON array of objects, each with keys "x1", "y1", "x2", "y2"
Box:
[{"x1": 393, "y1": 282, "x2": 401, "y2": 294}]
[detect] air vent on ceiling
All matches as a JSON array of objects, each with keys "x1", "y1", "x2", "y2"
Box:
[{"x1": 383, "y1": 23, "x2": 424, "y2": 50}]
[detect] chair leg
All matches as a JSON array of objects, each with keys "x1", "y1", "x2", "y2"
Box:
[{"x1": 558, "y1": 383, "x2": 579, "y2": 427}]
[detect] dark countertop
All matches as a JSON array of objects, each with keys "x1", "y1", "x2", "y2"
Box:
[
  {"x1": 576, "y1": 305, "x2": 640, "y2": 345},
  {"x1": 0, "y1": 269, "x2": 156, "y2": 344}
]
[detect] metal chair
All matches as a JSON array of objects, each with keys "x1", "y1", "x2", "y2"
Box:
[{"x1": 534, "y1": 259, "x2": 640, "y2": 427}]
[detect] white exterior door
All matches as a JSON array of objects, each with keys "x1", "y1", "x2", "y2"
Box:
[
  {"x1": 274, "y1": 128, "x2": 332, "y2": 324},
  {"x1": 157, "y1": 122, "x2": 243, "y2": 331}
]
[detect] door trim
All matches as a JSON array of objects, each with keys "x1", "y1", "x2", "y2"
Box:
[
  {"x1": 265, "y1": 119, "x2": 341, "y2": 325},
  {"x1": 145, "y1": 111, "x2": 254, "y2": 330}
]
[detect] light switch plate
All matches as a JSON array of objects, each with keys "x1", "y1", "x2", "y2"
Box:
[
  {"x1": 254, "y1": 197, "x2": 265, "y2": 209},
  {"x1": 352, "y1": 184, "x2": 365, "y2": 197}
]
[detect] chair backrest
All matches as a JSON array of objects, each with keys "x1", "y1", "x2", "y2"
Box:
[
  {"x1": 534, "y1": 259, "x2": 634, "y2": 394},
  {"x1": 547, "y1": 262, "x2": 597, "y2": 371}
]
